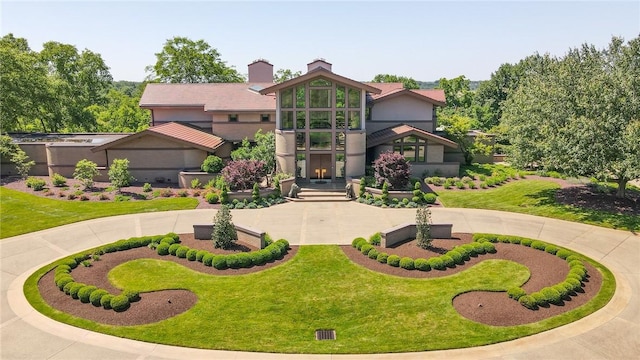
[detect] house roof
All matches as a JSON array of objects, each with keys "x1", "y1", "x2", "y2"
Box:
[
  {"x1": 139, "y1": 83, "x2": 276, "y2": 112},
  {"x1": 259, "y1": 67, "x2": 382, "y2": 95},
  {"x1": 366, "y1": 124, "x2": 458, "y2": 149},
  {"x1": 363, "y1": 83, "x2": 446, "y2": 106},
  {"x1": 91, "y1": 122, "x2": 225, "y2": 152}
]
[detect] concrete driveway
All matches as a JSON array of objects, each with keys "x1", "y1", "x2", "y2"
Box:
[{"x1": 1, "y1": 202, "x2": 638, "y2": 359}]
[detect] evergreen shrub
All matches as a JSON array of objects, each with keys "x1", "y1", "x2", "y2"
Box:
[
  {"x1": 89, "y1": 289, "x2": 109, "y2": 307},
  {"x1": 376, "y1": 252, "x2": 388, "y2": 263},
  {"x1": 387, "y1": 255, "x2": 401, "y2": 267},
  {"x1": 399, "y1": 257, "x2": 415, "y2": 270},
  {"x1": 414, "y1": 258, "x2": 430, "y2": 271},
  {"x1": 110, "y1": 295, "x2": 130, "y2": 312},
  {"x1": 101, "y1": 294, "x2": 114, "y2": 309},
  {"x1": 78, "y1": 286, "x2": 97, "y2": 303}
]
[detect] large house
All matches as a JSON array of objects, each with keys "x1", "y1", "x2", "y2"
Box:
[{"x1": 2, "y1": 59, "x2": 465, "y2": 184}]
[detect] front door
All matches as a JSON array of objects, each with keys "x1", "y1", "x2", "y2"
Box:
[{"x1": 310, "y1": 154, "x2": 332, "y2": 180}]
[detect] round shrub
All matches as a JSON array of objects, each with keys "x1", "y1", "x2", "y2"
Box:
[
  {"x1": 376, "y1": 252, "x2": 388, "y2": 264},
  {"x1": 236, "y1": 252, "x2": 253, "y2": 268},
  {"x1": 55, "y1": 265, "x2": 71, "y2": 275},
  {"x1": 568, "y1": 260, "x2": 584, "y2": 269},
  {"x1": 553, "y1": 284, "x2": 570, "y2": 299},
  {"x1": 453, "y1": 246, "x2": 471, "y2": 261},
  {"x1": 530, "y1": 291, "x2": 548, "y2": 307},
  {"x1": 441, "y1": 255, "x2": 456, "y2": 268},
  {"x1": 531, "y1": 241, "x2": 547, "y2": 251},
  {"x1": 354, "y1": 238, "x2": 367, "y2": 250},
  {"x1": 556, "y1": 249, "x2": 574, "y2": 259},
  {"x1": 566, "y1": 273, "x2": 584, "y2": 283},
  {"x1": 156, "y1": 242, "x2": 170, "y2": 255},
  {"x1": 360, "y1": 244, "x2": 374, "y2": 255},
  {"x1": 77, "y1": 285, "x2": 97, "y2": 303},
  {"x1": 566, "y1": 278, "x2": 583, "y2": 291},
  {"x1": 110, "y1": 294, "x2": 130, "y2": 312},
  {"x1": 423, "y1": 192, "x2": 437, "y2": 204},
  {"x1": 520, "y1": 238, "x2": 533, "y2": 247},
  {"x1": 368, "y1": 249, "x2": 379, "y2": 260},
  {"x1": 63, "y1": 281, "x2": 76, "y2": 295},
  {"x1": 387, "y1": 255, "x2": 401, "y2": 267},
  {"x1": 481, "y1": 242, "x2": 497, "y2": 253},
  {"x1": 475, "y1": 237, "x2": 488, "y2": 243},
  {"x1": 508, "y1": 237, "x2": 521, "y2": 244},
  {"x1": 56, "y1": 276, "x2": 75, "y2": 291},
  {"x1": 541, "y1": 287, "x2": 562, "y2": 305},
  {"x1": 69, "y1": 282, "x2": 86, "y2": 299},
  {"x1": 471, "y1": 242, "x2": 486, "y2": 255},
  {"x1": 544, "y1": 245, "x2": 559, "y2": 255},
  {"x1": 507, "y1": 287, "x2": 527, "y2": 300},
  {"x1": 497, "y1": 235, "x2": 511, "y2": 243},
  {"x1": 428, "y1": 257, "x2": 446, "y2": 270},
  {"x1": 250, "y1": 251, "x2": 267, "y2": 266},
  {"x1": 175, "y1": 246, "x2": 189, "y2": 258},
  {"x1": 414, "y1": 258, "x2": 431, "y2": 271},
  {"x1": 101, "y1": 294, "x2": 114, "y2": 309},
  {"x1": 566, "y1": 255, "x2": 580, "y2": 263},
  {"x1": 268, "y1": 244, "x2": 283, "y2": 259},
  {"x1": 446, "y1": 250, "x2": 464, "y2": 265},
  {"x1": 161, "y1": 236, "x2": 178, "y2": 245},
  {"x1": 202, "y1": 253, "x2": 215, "y2": 267},
  {"x1": 368, "y1": 233, "x2": 382, "y2": 246},
  {"x1": 122, "y1": 289, "x2": 140, "y2": 302},
  {"x1": 168, "y1": 243, "x2": 181, "y2": 255},
  {"x1": 569, "y1": 268, "x2": 587, "y2": 281},
  {"x1": 205, "y1": 192, "x2": 219, "y2": 204},
  {"x1": 227, "y1": 254, "x2": 241, "y2": 269},
  {"x1": 257, "y1": 249, "x2": 272, "y2": 263},
  {"x1": 461, "y1": 244, "x2": 478, "y2": 257},
  {"x1": 89, "y1": 289, "x2": 109, "y2": 307},
  {"x1": 61, "y1": 259, "x2": 78, "y2": 269},
  {"x1": 196, "y1": 250, "x2": 208, "y2": 262},
  {"x1": 186, "y1": 249, "x2": 198, "y2": 261},
  {"x1": 399, "y1": 257, "x2": 415, "y2": 270},
  {"x1": 519, "y1": 295, "x2": 537, "y2": 310}
]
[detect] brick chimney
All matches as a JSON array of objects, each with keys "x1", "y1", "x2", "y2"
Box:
[
  {"x1": 307, "y1": 58, "x2": 332, "y2": 72},
  {"x1": 248, "y1": 59, "x2": 274, "y2": 82}
]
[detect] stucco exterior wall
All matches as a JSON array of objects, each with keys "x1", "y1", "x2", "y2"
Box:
[
  {"x1": 427, "y1": 144, "x2": 444, "y2": 163},
  {"x1": 46, "y1": 144, "x2": 109, "y2": 180},
  {"x1": 368, "y1": 96, "x2": 435, "y2": 134},
  {"x1": 152, "y1": 108, "x2": 212, "y2": 131},
  {"x1": 275, "y1": 130, "x2": 295, "y2": 175},
  {"x1": 346, "y1": 132, "x2": 366, "y2": 177},
  {"x1": 1, "y1": 143, "x2": 48, "y2": 176},
  {"x1": 211, "y1": 121, "x2": 276, "y2": 142}
]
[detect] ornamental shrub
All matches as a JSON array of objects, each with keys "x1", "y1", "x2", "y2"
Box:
[
  {"x1": 63, "y1": 282, "x2": 76, "y2": 295},
  {"x1": 508, "y1": 237, "x2": 521, "y2": 244},
  {"x1": 168, "y1": 243, "x2": 181, "y2": 255},
  {"x1": 358, "y1": 177, "x2": 367, "y2": 198},
  {"x1": 481, "y1": 242, "x2": 497, "y2": 253},
  {"x1": 250, "y1": 251, "x2": 267, "y2": 266},
  {"x1": 496, "y1": 235, "x2": 511, "y2": 243},
  {"x1": 259, "y1": 249, "x2": 274, "y2": 263},
  {"x1": 428, "y1": 257, "x2": 446, "y2": 270},
  {"x1": 237, "y1": 252, "x2": 253, "y2": 268},
  {"x1": 453, "y1": 246, "x2": 471, "y2": 260},
  {"x1": 55, "y1": 265, "x2": 71, "y2": 275},
  {"x1": 414, "y1": 258, "x2": 431, "y2": 271},
  {"x1": 368, "y1": 249, "x2": 379, "y2": 259},
  {"x1": 222, "y1": 159, "x2": 266, "y2": 191},
  {"x1": 101, "y1": 294, "x2": 114, "y2": 309},
  {"x1": 368, "y1": 233, "x2": 382, "y2": 246},
  {"x1": 507, "y1": 287, "x2": 527, "y2": 300},
  {"x1": 381, "y1": 182, "x2": 390, "y2": 204},
  {"x1": 373, "y1": 151, "x2": 411, "y2": 189},
  {"x1": 541, "y1": 287, "x2": 563, "y2": 305},
  {"x1": 441, "y1": 255, "x2": 456, "y2": 268},
  {"x1": 212, "y1": 206, "x2": 237, "y2": 249},
  {"x1": 530, "y1": 292, "x2": 548, "y2": 307},
  {"x1": 568, "y1": 260, "x2": 583, "y2": 268},
  {"x1": 399, "y1": 257, "x2": 415, "y2": 270},
  {"x1": 531, "y1": 241, "x2": 547, "y2": 250},
  {"x1": 252, "y1": 182, "x2": 261, "y2": 202},
  {"x1": 78, "y1": 286, "x2": 97, "y2": 303},
  {"x1": 51, "y1": 173, "x2": 67, "y2": 187},
  {"x1": 387, "y1": 255, "x2": 401, "y2": 267},
  {"x1": 376, "y1": 252, "x2": 389, "y2": 263},
  {"x1": 461, "y1": 244, "x2": 478, "y2": 257},
  {"x1": 110, "y1": 295, "x2": 130, "y2": 312},
  {"x1": 566, "y1": 278, "x2": 583, "y2": 291},
  {"x1": 157, "y1": 242, "x2": 170, "y2": 255},
  {"x1": 175, "y1": 246, "x2": 190, "y2": 258},
  {"x1": 186, "y1": 249, "x2": 198, "y2": 261},
  {"x1": 556, "y1": 249, "x2": 574, "y2": 259},
  {"x1": 553, "y1": 284, "x2": 570, "y2": 299},
  {"x1": 446, "y1": 250, "x2": 464, "y2": 265},
  {"x1": 89, "y1": 289, "x2": 109, "y2": 307},
  {"x1": 545, "y1": 245, "x2": 559, "y2": 255},
  {"x1": 423, "y1": 192, "x2": 437, "y2": 204},
  {"x1": 471, "y1": 242, "x2": 486, "y2": 254},
  {"x1": 519, "y1": 295, "x2": 537, "y2": 310},
  {"x1": 353, "y1": 238, "x2": 367, "y2": 250},
  {"x1": 203, "y1": 253, "x2": 215, "y2": 267},
  {"x1": 360, "y1": 244, "x2": 374, "y2": 255},
  {"x1": 69, "y1": 282, "x2": 86, "y2": 299},
  {"x1": 205, "y1": 192, "x2": 219, "y2": 204},
  {"x1": 416, "y1": 207, "x2": 432, "y2": 249},
  {"x1": 201, "y1": 155, "x2": 224, "y2": 173},
  {"x1": 108, "y1": 158, "x2": 135, "y2": 192},
  {"x1": 226, "y1": 254, "x2": 240, "y2": 269},
  {"x1": 520, "y1": 238, "x2": 533, "y2": 247},
  {"x1": 122, "y1": 290, "x2": 140, "y2": 302},
  {"x1": 56, "y1": 277, "x2": 74, "y2": 291}
]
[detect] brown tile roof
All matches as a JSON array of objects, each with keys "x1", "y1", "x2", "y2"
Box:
[
  {"x1": 92, "y1": 122, "x2": 225, "y2": 152},
  {"x1": 139, "y1": 83, "x2": 276, "y2": 112},
  {"x1": 362, "y1": 83, "x2": 446, "y2": 106},
  {"x1": 367, "y1": 124, "x2": 458, "y2": 149},
  {"x1": 259, "y1": 67, "x2": 382, "y2": 95}
]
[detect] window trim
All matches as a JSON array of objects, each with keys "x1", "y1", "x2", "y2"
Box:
[
  {"x1": 260, "y1": 114, "x2": 270, "y2": 122},
  {"x1": 228, "y1": 114, "x2": 238, "y2": 122}
]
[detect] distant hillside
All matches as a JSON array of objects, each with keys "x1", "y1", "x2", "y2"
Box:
[{"x1": 417, "y1": 80, "x2": 483, "y2": 90}]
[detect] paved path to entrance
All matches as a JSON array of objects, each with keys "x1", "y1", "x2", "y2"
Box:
[{"x1": 1, "y1": 202, "x2": 638, "y2": 359}]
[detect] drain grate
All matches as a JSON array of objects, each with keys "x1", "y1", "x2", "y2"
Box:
[{"x1": 315, "y1": 329, "x2": 336, "y2": 340}]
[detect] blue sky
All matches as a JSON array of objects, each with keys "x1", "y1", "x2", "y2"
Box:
[{"x1": 2, "y1": 1, "x2": 639, "y2": 82}]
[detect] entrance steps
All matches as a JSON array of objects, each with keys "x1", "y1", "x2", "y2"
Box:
[{"x1": 286, "y1": 181, "x2": 352, "y2": 202}]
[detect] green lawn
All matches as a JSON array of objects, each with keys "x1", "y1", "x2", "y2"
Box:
[
  {"x1": 0, "y1": 187, "x2": 199, "y2": 239},
  {"x1": 25, "y1": 245, "x2": 614, "y2": 353},
  {"x1": 437, "y1": 180, "x2": 639, "y2": 231}
]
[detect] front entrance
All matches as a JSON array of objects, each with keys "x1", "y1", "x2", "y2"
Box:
[{"x1": 310, "y1": 154, "x2": 332, "y2": 180}]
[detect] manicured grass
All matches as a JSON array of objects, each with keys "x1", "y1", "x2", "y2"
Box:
[
  {"x1": 25, "y1": 245, "x2": 614, "y2": 354},
  {"x1": 0, "y1": 187, "x2": 198, "y2": 239},
  {"x1": 437, "y1": 180, "x2": 639, "y2": 231}
]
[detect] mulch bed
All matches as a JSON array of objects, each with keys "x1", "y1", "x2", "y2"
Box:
[{"x1": 38, "y1": 233, "x2": 601, "y2": 327}]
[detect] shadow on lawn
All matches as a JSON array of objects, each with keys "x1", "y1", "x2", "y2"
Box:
[{"x1": 526, "y1": 188, "x2": 639, "y2": 233}]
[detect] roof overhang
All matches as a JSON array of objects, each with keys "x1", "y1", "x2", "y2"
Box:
[
  {"x1": 372, "y1": 89, "x2": 446, "y2": 107},
  {"x1": 367, "y1": 124, "x2": 458, "y2": 149},
  {"x1": 259, "y1": 68, "x2": 382, "y2": 95}
]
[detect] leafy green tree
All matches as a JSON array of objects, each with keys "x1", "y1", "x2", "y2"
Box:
[
  {"x1": 273, "y1": 68, "x2": 301, "y2": 83},
  {"x1": 87, "y1": 88, "x2": 150, "y2": 132},
  {"x1": 146, "y1": 37, "x2": 244, "y2": 83},
  {"x1": 0, "y1": 135, "x2": 35, "y2": 178},
  {"x1": 438, "y1": 113, "x2": 493, "y2": 165},
  {"x1": 371, "y1": 74, "x2": 419, "y2": 89},
  {"x1": 503, "y1": 36, "x2": 640, "y2": 198},
  {"x1": 73, "y1": 159, "x2": 100, "y2": 190},
  {"x1": 231, "y1": 130, "x2": 276, "y2": 178},
  {"x1": 212, "y1": 206, "x2": 237, "y2": 249},
  {"x1": 108, "y1": 158, "x2": 135, "y2": 192},
  {"x1": 416, "y1": 207, "x2": 432, "y2": 250},
  {"x1": 436, "y1": 75, "x2": 475, "y2": 110}
]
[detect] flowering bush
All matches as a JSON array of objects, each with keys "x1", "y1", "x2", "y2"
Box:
[
  {"x1": 373, "y1": 151, "x2": 411, "y2": 189},
  {"x1": 222, "y1": 160, "x2": 266, "y2": 190}
]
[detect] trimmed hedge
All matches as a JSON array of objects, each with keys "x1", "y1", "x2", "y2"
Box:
[
  {"x1": 399, "y1": 257, "x2": 415, "y2": 270},
  {"x1": 186, "y1": 249, "x2": 198, "y2": 261},
  {"x1": 101, "y1": 294, "x2": 114, "y2": 309},
  {"x1": 156, "y1": 242, "x2": 170, "y2": 256},
  {"x1": 202, "y1": 253, "x2": 215, "y2": 267},
  {"x1": 376, "y1": 252, "x2": 388, "y2": 263},
  {"x1": 110, "y1": 294, "x2": 131, "y2": 312},
  {"x1": 387, "y1": 255, "x2": 401, "y2": 267},
  {"x1": 77, "y1": 285, "x2": 97, "y2": 303},
  {"x1": 196, "y1": 250, "x2": 208, "y2": 262},
  {"x1": 168, "y1": 243, "x2": 181, "y2": 256},
  {"x1": 90, "y1": 289, "x2": 109, "y2": 307},
  {"x1": 69, "y1": 282, "x2": 86, "y2": 299},
  {"x1": 368, "y1": 249, "x2": 379, "y2": 260},
  {"x1": 175, "y1": 246, "x2": 190, "y2": 258},
  {"x1": 414, "y1": 258, "x2": 430, "y2": 271},
  {"x1": 360, "y1": 244, "x2": 374, "y2": 255},
  {"x1": 507, "y1": 287, "x2": 527, "y2": 300}
]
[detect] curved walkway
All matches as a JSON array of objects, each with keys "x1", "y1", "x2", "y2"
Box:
[{"x1": 1, "y1": 202, "x2": 638, "y2": 359}]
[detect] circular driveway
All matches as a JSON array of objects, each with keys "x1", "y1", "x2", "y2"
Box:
[{"x1": 1, "y1": 202, "x2": 638, "y2": 359}]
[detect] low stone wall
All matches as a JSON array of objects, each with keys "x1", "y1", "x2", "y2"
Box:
[
  {"x1": 350, "y1": 179, "x2": 416, "y2": 201},
  {"x1": 279, "y1": 177, "x2": 295, "y2": 198},
  {"x1": 179, "y1": 171, "x2": 219, "y2": 189},
  {"x1": 381, "y1": 222, "x2": 453, "y2": 248},
  {"x1": 193, "y1": 224, "x2": 266, "y2": 249},
  {"x1": 228, "y1": 189, "x2": 276, "y2": 202}
]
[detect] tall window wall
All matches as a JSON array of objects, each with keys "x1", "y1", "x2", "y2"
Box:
[{"x1": 279, "y1": 78, "x2": 362, "y2": 180}]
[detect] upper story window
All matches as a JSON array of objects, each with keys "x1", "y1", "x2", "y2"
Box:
[
  {"x1": 336, "y1": 86, "x2": 345, "y2": 108},
  {"x1": 309, "y1": 89, "x2": 331, "y2": 108},
  {"x1": 296, "y1": 86, "x2": 305, "y2": 107},
  {"x1": 281, "y1": 88, "x2": 294, "y2": 108},
  {"x1": 228, "y1": 114, "x2": 238, "y2": 122},
  {"x1": 261, "y1": 114, "x2": 270, "y2": 122},
  {"x1": 310, "y1": 78, "x2": 332, "y2": 87}
]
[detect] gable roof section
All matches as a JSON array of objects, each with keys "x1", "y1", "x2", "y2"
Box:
[
  {"x1": 92, "y1": 122, "x2": 225, "y2": 153},
  {"x1": 367, "y1": 124, "x2": 458, "y2": 149},
  {"x1": 362, "y1": 83, "x2": 446, "y2": 106},
  {"x1": 139, "y1": 83, "x2": 276, "y2": 112},
  {"x1": 259, "y1": 67, "x2": 382, "y2": 95}
]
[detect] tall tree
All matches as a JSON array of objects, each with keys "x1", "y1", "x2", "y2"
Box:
[
  {"x1": 273, "y1": 68, "x2": 301, "y2": 83},
  {"x1": 146, "y1": 37, "x2": 244, "y2": 83},
  {"x1": 503, "y1": 37, "x2": 640, "y2": 198},
  {"x1": 87, "y1": 86, "x2": 150, "y2": 132},
  {"x1": 371, "y1": 74, "x2": 419, "y2": 89}
]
